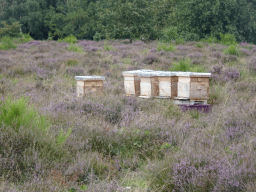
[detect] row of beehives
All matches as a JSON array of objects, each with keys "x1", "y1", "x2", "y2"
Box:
[
  {"x1": 74, "y1": 70, "x2": 211, "y2": 105},
  {"x1": 122, "y1": 70, "x2": 211, "y2": 105}
]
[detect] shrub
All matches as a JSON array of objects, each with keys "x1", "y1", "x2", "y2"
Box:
[
  {"x1": 161, "y1": 26, "x2": 179, "y2": 42},
  {"x1": 93, "y1": 32, "x2": 102, "y2": 41},
  {"x1": 143, "y1": 54, "x2": 159, "y2": 64},
  {"x1": 171, "y1": 59, "x2": 191, "y2": 72},
  {"x1": 0, "y1": 36, "x2": 17, "y2": 50},
  {"x1": 223, "y1": 45, "x2": 240, "y2": 56},
  {"x1": 0, "y1": 96, "x2": 50, "y2": 133},
  {"x1": 66, "y1": 59, "x2": 78, "y2": 66},
  {"x1": 67, "y1": 44, "x2": 84, "y2": 53},
  {"x1": 157, "y1": 43, "x2": 176, "y2": 52},
  {"x1": 66, "y1": 67, "x2": 84, "y2": 76},
  {"x1": 104, "y1": 41, "x2": 115, "y2": 51},
  {"x1": 61, "y1": 34, "x2": 77, "y2": 44},
  {"x1": 180, "y1": 31, "x2": 200, "y2": 42},
  {"x1": 220, "y1": 33, "x2": 237, "y2": 45},
  {"x1": 14, "y1": 33, "x2": 34, "y2": 44},
  {"x1": 0, "y1": 21, "x2": 22, "y2": 38},
  {"x1": 175, "y1": 38, "x2": 185, "y2": 45}
]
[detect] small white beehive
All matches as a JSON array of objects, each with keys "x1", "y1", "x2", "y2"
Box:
[
  {"x1": 138, "y1": 71, "x2": 160, "y2": 98},
  {"x1": 175, "y1": 72, "x2": 193, "y2": 98},
  {"x1": 189, "y1": 72, "x2": 211, "y2": 100},
  {"x1": 157, "y1": 71, "x2": 178, "y2": 98},
  {"x1": 75, "y1": 76, "x2": 105, "y2": 97},
  {"x1": 122, "y1": 69, "x2": 153, "y2": 96},
  {"x1": 173, "y1": 72, "x2": 211, "y2": 104}
]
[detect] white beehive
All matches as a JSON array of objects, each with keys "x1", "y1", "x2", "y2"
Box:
[
  {"x1": 174, "y1": 72, "x2": 211, "y2": 104},
  {"x1": 138, "y1": 71, "x2": 160, "y2": 98},
  {"x1": 75, "y1": 76, "x2": 105, "y2": 97},
  {"x1": 122, "y1": 69, "x2": 153, "y2": 96},
  {"x1": 157, "y1": 71, "x2": 178, "y2": 98},
  {"x1": 189, "y1": 72, "x2": 211, "y2": 100}
]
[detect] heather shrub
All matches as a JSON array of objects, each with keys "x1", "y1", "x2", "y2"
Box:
[
  {"x1": 0, "y1": 36, "x2": 17, "y2": 50},
  {"x1": 142, "y1": 54, "x2": 159, "y2": 64},
  {"x1": 223, "y1": 45, "x2": 240, "y2": 56},
  {"x1": 157, "y1": 43, "x2": 176, "y2": 52},
  {"x1": 223, "y1": 68, "x2": 240, "y2": 81},
  {"x1": 66, "y1": 67, "x2": 84, "y2": 76},
  {"x1": 240, "y1": 48, "x2": 251, "y2": 56},
  {"x1": 67, "y1": 44, "x2": 84, "y2": 53},
  {"x1": 66, "y1": 59, "x2": 78, "y2": 66}
]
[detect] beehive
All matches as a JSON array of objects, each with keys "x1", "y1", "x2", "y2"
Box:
[
  {"x1": 174, "y1": 72, "x2": 211, "y2": 104},
  {"x1": 176, "y1": 72, "x2": 192, "y2": 98},
  {"x1": 75, "y1": 76, "x2": 105, "y2": 97},
  {"x1": 138, "y1": 71, "x2": 160, "y2": 98},
  {"x1": 189, "y1": 73, "x2": 211, "y2": 100},
  {"x1": 157, "y1": 71, "x2": 178, "y2": 98},
  {"x1": 122, "y1": 70, "x2": 153, "y2": 96}
]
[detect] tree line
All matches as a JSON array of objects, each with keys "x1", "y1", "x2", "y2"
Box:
[{"x1": 0, "y1": 0, "x2": 255, "y2": 43}]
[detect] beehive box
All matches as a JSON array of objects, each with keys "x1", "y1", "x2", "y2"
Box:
[
  {"x1": 189, "y1": 73, "x2": 211, "y2": 100},
  {"x1": 157, "y1": 71, "x2": 178, "y2": 98},
  {"x1": 174, "y1": 72, "x2": 211, "y2": 103},
  {"x1": 176, "y1": 72, "x2": 192, "y2": 98},
  {"x1": 138, "y1": 71, "x2": 160, "y2": 98},
  {"x1": 75, "y1": 76, "x2": 105, "y2": 97},
  {"x1": 122, "y1": 70, "x2": 153, "y2": 96}
]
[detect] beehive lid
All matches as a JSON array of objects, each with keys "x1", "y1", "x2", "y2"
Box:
[
  {"x1": 157, "y1": 71, "x2": 177, "y2": 76},
  {"x1": 122, "y1": 69, "x2": 154, "y2": 75},
  {"x1": 138, "y1": 71, "x2": 162, "y2": 77},
  {"x1": 174, "y1": 72, "x2": 193, "y2": 76},
  {"x1": 190, "y1": 72, "x2": 211, "y2": 77},
  {"x1": 75, "y1": 76, "x2": 105, "y2": 81}
]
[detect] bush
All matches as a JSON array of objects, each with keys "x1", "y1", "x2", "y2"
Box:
[
  {"x1": 14, "y1": 33, "x2": 34, "y2": 44},
  {"x1": 220, "y1": 33, "x2": 237, "y2": 45},
  {"x1": 104, "y1": 41, "x2": 115, "y2": 51},
  {"x1": 171, "y1": 59, "x2": 191, "y2": 72},
  {"x1": 58, "y1": 34, "x2": 77, "y2": 44},
  {"x1": 93, "y1": 32, "x2": 102, "y2": 41},
  {"x1": 180, "y1": 31, "x2": 200, "y2": 42},
  {"x1": 223, "y1": 45, "x2": 240, "y2": 56},
  {"x1": 157, "y1": 43, "x2": 176, "y2": 52},
  {"x1": 0, "y1": 36, "x2": 17, "y2": 50},
  {"x1": 161, "y1": 26, "x2": 179, "y2": 42},
  {"x1": 67, "y1": 44, "x2": 84, "y2": 52},
  {"x1": 0, "y1": 21, "x2": 22, "y2": 38},
  {"x1": 175, "y1": 38, "x2": 185, "y2": 45}
]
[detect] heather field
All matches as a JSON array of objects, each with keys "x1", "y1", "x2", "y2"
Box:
[{"x1": 1, "y1": 34, "x2": 256, "y2": 192}]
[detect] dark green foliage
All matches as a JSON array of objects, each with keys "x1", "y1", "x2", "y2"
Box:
[
  {"x1": 0, "y1": 0, "x2": 255, "y2": 43},
  {"x1": 170, "y1": 0, "x2": 256, "y2": 44},
  {"x1": 0, "y1": 21, "x2": 22, "y2": 38},
  {"x1": 93, "y1": 32, "x2": 102, "y2": 41}
]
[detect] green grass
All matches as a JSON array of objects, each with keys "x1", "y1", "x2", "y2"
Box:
[
  {"x1": 157, "y1": 43, "x2": 176, "y2": 52},
  {"x1": 104, "y1": 41, "x2": 116, "y2": 51},
  {"x1": 67, "y1": 43, "x2": 84, "y2": 52}
]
